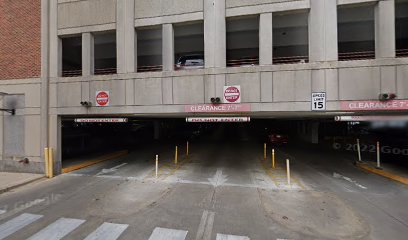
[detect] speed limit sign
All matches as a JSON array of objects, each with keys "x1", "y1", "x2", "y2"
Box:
[{"x1": 312, "y1": 92, "x2": 326, "y2": 111}]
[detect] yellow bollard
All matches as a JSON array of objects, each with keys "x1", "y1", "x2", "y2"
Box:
[
  {"x1": 175, "y1": 146, "x2": 178, "y2": 165},
  {"x1": 272, "y1": 149, "x2": 275, "y2": 169},
  {"x1": 155, "y1": 155, "x2": 159, "y2": 178},
  {"x1": 286, "y1": 159, "x2": 291, "y2": 185},
  {"x1": 264, "y1": 143, "x2": 267, "y2": 160},
  {"x1": 48, "y1": 148, "x2": 54, "y2": 178},
  {"x1": 186, "y1": 141, "x2": 189, "y2": 159},
  {"x1": 44, "y1": 148, "x2": 49, "y2": 178}
]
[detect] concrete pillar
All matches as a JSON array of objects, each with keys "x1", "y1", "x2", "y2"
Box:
[
  {"x1": 204, "y1": 0, "x2": 226, "y2": 68},
  {"x1": 375, "y1": 0, "x2": 396, "y2": 58},
  {"x1": 309, "y1": 0, "x2": 338, "y2": 62},
  {"x1": 154, "y1": 121, "x2": 160, "y2": 140},
  {"x1": 49, "y1": 115, "x2": 62, "y2": 175},
  {"x1": 82, "y1": 33, "x2": 94, "y2": 76},
  {"x1": 49, "y1": 0, "x2": 61, "y2": 78},
  {"x1": 162, "y1": 24, "x2": 174, "y2": 71},
  {"x1": 117, "y1": 0, "x2": 136, "y2": 73},
  {"x1": 259, "y1": 13, "x2": 273, "y2": 65}
]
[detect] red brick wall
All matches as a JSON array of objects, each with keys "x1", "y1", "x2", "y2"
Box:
[{"x1": 0, "y1": 0, "x2": 41, "y2": 80}]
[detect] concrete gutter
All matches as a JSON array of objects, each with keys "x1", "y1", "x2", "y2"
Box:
[
  {"x1": 0, "y1": 173, "x2": 45, "y2": 194},
  {"x1": 356, "y1": 162, "x2": 408, "y2": 186}
]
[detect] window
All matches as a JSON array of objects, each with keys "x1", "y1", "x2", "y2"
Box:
[
  {"x1": 137, "y1": 26, "x2": 162, "y2": 72},
  {"x1": 62, "y1": 36, "x2": 82, "y2": 77},
  {"x1": 338, "y1": 4, "x2": 375, "y2": 61},
  {"x1": 396, "y1": 0, "x2": 408, "y2": 57},
  {"x1": 273, "y1": 11, "x2": 309, "y2": 64},
  {"x1": 226, "y1": 15, "x2": 259, "y2": 67},
  {"x1": 94, "y1": 32, "x2": 117, "y2": 75},
  {"x1": 174, "y1": 21, "x2": 204, "y2": 71}
]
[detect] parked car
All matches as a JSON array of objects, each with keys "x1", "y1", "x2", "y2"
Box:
[
  {"x1": 175, "y1": 55, "x2": 204, "y2": 70},
  {"x1": 268, "y1": 133, "x2": 289, "y2": 144}
]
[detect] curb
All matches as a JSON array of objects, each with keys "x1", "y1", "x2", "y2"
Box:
[
  {"x1": 0, "y1": 176, "x2": 46, "y2": 194},
  {"x1": 62, "y1": 150, "x2": 129, "y2": 174},
  {"x1": 356, "y1": 162, "x2": 408, "y2": 186}
]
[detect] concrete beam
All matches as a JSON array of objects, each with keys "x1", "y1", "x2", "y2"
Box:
[
  {"x1": 259, "y1": 13, "x2": 273, "y2": 65},
  {"x1": 375, "y1": 0, "x2": 396, "y2": 58},
  {"x1": 204, "y1": 0, "x2": 226, "y2": 68},
  {"x1": 309, "y1": 0, "x2": 338, "y2": 62},
  {"x1": 162, "y1": 24, "x2": 174, "y2": 71},
  {"x1": 82, "y1": 33, "x2": 94, "y2": 76}
]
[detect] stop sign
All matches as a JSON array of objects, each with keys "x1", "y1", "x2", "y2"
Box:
[
  {"x1": 96, "y1": 91, "x2": 110, "y2": 106},
  {"x1": 223, "y1": 86, "x2": 241, "y2": 103}
]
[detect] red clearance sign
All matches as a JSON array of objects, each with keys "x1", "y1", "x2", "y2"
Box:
[
  {"x1": 184, "y1": 104, "x2": 251, "y2": 113},
  {"x1": 340, "y1": 100, "x2": 408, "y2": 111},
  {"x1": 96, "y1": 91, "x2": 110, "y2": 107}
]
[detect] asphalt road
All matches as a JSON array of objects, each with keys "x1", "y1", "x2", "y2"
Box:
[{"x1": 0, "y1": 126, "x2": 407, "y2": 240}]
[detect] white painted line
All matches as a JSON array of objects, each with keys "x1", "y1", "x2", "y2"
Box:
[
  {"x1": 0, "y1": 210, "x2": 6, "y2": 215},
  {"x1": 195, "y1": 210, "x2": 215, "y2": 240},
  {"x1": 84, "y1": 222, "x2": 129, "y2": 240},
  {"x1": 148, "y1": 227, "x2": 188, "y2": 240},
  {"x1": 208, "y1": 169, "x2": 228, "y2": 187},
  {"x1": 0, "y1": 213, "x2": 43, "y2": 240},
  {"x1": 27, "y1": 217, "x2": 85, "y2": 240},
  {"x1": 333, "y1": 172, "x2": 367, "y2": 189},
  {"x1": 96, "y1": 163, "x2": 128, "y2": 176},
  {"x1": 216, "y1": 234, "x2": 250, "y2": 240}
]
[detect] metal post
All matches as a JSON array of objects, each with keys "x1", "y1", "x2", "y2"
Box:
[
  {"x1": 175, "y1": 146, "x2": 178, "y2": 165},
  {"x1": 272, "y1": 149, "x2": 275, "y2": 169},
  {"x1": 357, "y1": 139, "x2": 362, "y2": 162},
  {"x1": 48, "y1": 148, "x2": 54, "y2": 178},
  {"x1": 286, "y1": 159, "x2": 291, "y2": 186},
  {"x1": 376, "y1": 141, "x2": 381, "y2": 169},
  {"x1": 186, "y1": 141, "x2": 189, "y2": 158},
  {"x1": 44, "y1": 148, "x2": 49, "y2": 178},
  {"x1": 264, "y1": 143, "x2": 267, "y2": 160},
  {"x1": 155, "y1": 155, "x2": 159, "y2": 178}
]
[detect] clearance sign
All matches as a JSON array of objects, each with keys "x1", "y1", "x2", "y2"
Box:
[{"x1": 340, "y1": 100, "x2": 408, "y2": 111}]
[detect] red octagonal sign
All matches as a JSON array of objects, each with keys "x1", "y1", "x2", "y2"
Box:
[
  {"x1": 96, "y1": 91, "x2": 110, "y2": 107},
  {"x1": 223, "y1": 86, "x2": 241, "y2": 103}
]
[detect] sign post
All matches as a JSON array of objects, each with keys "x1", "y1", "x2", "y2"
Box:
[{"x1": 311, "y1": 92, "x2": 326, "y2": 111}]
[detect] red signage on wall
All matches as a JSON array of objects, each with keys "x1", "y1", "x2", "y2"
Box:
[
  {"x1": 224, "y1": 86, "x2": 241, "y2": 103},
  {"x1": 185, "y1": 104, "x2": 251, "y2": 113},
  {"x1": 340, "y1": 100, "x2": 408, "y2": 111},
  {"x1": 96, "y1": 91, "x2": 110, "y2": 107}
]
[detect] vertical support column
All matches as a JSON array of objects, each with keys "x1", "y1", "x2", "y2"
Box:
[
  {"x1": 204, "y1": 0, "x2": 226, "y2": 68},
  {"x1": 154, "y1": 120, "x2": 160, "y2": 140},
  {"x1": 49, "y1": 0, "x2": 61, "y2": 78},
  {"x1": 117, "y1": 0, "x2": 136, "y2": 73},
  {"x1": 259, "y1": 13, "x2": 273, "y2": 65},
  {"x1": 49, "y1": 115, "x2": 62, "y2": 175},
  {"x1": 82, "y1": 33, "x2": 94, "y2": 76},
  {"x1": 162, "y1": 24, "x2": 174, "y2": 71},
  {"x1": 309, "y1": 0, "x2": 338, "y2": 62},
  {"x1": 375, "y1": 0, "x2": 396, "y2": 58}
]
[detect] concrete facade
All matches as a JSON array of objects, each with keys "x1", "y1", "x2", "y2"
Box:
[{"x1": 0, "y1": 0, "x2": 407, "y2": 173}]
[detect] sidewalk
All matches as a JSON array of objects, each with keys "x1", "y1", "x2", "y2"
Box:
[
  {"x1": 356, "y1": 161, "x2": 408, "y2": 186},
  {"x1": 0, "y1": 172, "x2": 44, "y2": 194}
]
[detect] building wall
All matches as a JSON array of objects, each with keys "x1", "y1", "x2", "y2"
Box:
[{"x1": 0, "y1": 0, "x2": 41, "y2": 79}]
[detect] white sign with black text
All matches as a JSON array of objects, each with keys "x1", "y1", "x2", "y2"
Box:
[{"x1": 311, "y1": 92, "x2": 326, "y2": 111}]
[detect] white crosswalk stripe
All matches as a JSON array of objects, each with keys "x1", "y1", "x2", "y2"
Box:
[
  {"x1": 84, "y1": 222, "x2": 129, "y2": 240},
  {"x1": 216, "y1": 234, "x2": 250, "y2": 240},
  {"x1": 148, "y1": 227, "x2": 188, "y2": 240},
  {"x1": 27, "y1": 217, "x2": 85, "y2": 240},
  {"x1": 0, "y1": 213, "x2": 43, "y2": 240}
]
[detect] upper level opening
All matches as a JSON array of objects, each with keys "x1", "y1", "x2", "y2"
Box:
[
  {"x1": 94, "y1": 32, "x2": 117, "y2": 75},
  {"x1": 174, "y1": 21, "x2": 204, "y2": 71},
  {"x1": 226, "y1": 15, "x2": 259, "y2": 67},
  {"x1": 61, "y1": 36, "x2": 82, "y2": 77},
  {"x1": 137, "y1": 26, "x2": 163, "y2": 72},
  {"x1": 396, "y1": 0, "x2": 408, "y2": 58},
  {"x1": 338, "y1": 4, "x2": 375, "y2": 61},
  {"x1": 273, "y1": 11, "x2": 309, "y2": 64}
]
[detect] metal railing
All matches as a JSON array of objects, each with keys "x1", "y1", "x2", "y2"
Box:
[
  {"x1": 94, "y1": 68, "x2": 117, "y2": 75},
  {"x1": 62, "y1": 69, "x2": 82, "y2": 77},
  {"x1": 273, "y1": 56, "x2": 309, "y2": 65},
  {"x1": 397, "y1": 49, "x2": 408, "y2": 58},
  {"x1": 137, "y1": 65, "x2": 163, "y2": 72},
  {"x1": 227, "y1": 57, "x2": 259, "y2": 67},
  {"x1": 338, "y1": 50, "x2": 375, "y2": 61}
]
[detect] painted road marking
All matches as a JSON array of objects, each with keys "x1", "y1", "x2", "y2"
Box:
[
  {"x1": 195, "y1": 210, "x2": 215, "y2": 240},
  {"x1": 208, "y1": 169, "x2": 228, "y2": 187},
  {"x1": 0, "y1": 213, "x2": 43, "y2": 240},
  {"x1": 0, "y1": 210, "x2": 6, "y2": 215},
  {"x1": 96, "y1": 163, "x2": 128, "y2": 176},
  {"x1": 333, "y1": 172, "x2": 367, "y2": 189},
  {"x1": 216, "y1": 234, "x2": 250, "y2": 240},
  {"x1": 84, "y1": 222, "x2": 129, "y2": 240},
  {"x1": 27, "y1": 217, "x2": 85, "y2": 240},
  {"x1": 148, "y1": 227, "x2": 188, "y2": 240}
]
